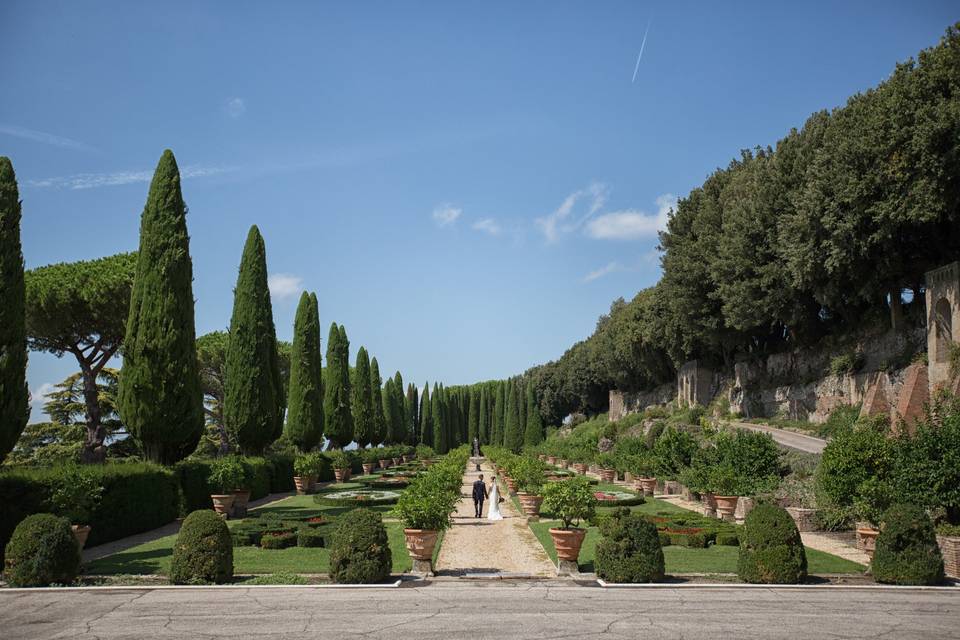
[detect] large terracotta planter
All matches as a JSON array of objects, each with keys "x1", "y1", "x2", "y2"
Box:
[
  {"x1": 547, "y1": 456, "x2": 558, "y2": 466},
  {"x1": 702, "y1": 493, "x2": 717, "y2": 518},
  {"x1": 599, "y1": 468, "x2": 616, "y2": 483},
  {"x1": 856, "y1": 526, "x2": 880, "y2": 559},
  {"x1": 231, "y1": 489, "x2": 251, "y2": 518},
  {"x1": 559, "y1": 459, "x2": 570, "y2": 469},
  {"x1": 505, "y1": 477, "x2": 518, "y2": 495},
  {"x1": 550, "y1": 527, "x2": 586, "y2": 562},
  {"x1": 517, "y1": 492, "x2": 544, "y2": 516},
  {"x1": 573, "y1": 463, "x2": 587, "y2": 475},
  {"x1": 635, "y1": 477, "x2": 658, "y2": 496},
  {"x1": 333, "y1": 468, "x2": 349, "y2": 483},
  {"x1": 379, "y1": 459, "x2": 391, "y2": 470},
  {"x1": 211, "y1": 494, "x2": 234, "y2": 518},
  {"x1": 714, "y1": 495, "x2": 739, "y2": 521},
  {"x1": 937, "y1": 535, "x2": 960, "y2": 578},
  {"x1": 293, "y1": 475, "x2": 316, "y2": 495},
  {"x1": 71, "y1": 524, "x2": 92, "y2": 549},
  {"x1": 362, "y1": 463, "x2": 375, "y2": 475},
  {"x1": 404, "y1": 529, "x2": 439, "y2": 561},
  {"x1": 664, "y1": 480, "x2": 681, "y2": 495},
  {"x1": 786, "y1": 507, "x2": 819, "y2": 532},
  {"x1": 392, "y1": 457, "x2": 403, "y2": 466}
]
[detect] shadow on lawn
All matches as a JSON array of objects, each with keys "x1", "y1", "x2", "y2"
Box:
[{"x1": 87, "y1": 547, "x2": 171, "y2": 575}]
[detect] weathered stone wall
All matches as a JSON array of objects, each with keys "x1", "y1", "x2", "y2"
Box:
[{"x1": 609, "y1": 382, "x2": 676, "y2": 420}]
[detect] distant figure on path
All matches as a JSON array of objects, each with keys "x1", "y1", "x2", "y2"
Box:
[
  {"x1": 472, "y1": 474, "x2": 488, "y2": 518},
  {"x1": 473, "y1": 437, "x2": 481, "y2": 458}
]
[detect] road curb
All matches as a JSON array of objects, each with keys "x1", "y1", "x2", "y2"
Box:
[
  {"x1": 0, "y1": 579, "x2": 404, "y2": 593},
  {"x1": 595, "y1": 578, "x2": 959, "y2": 590}
]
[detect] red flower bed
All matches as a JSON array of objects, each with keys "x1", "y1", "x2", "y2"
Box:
[
  {"x1": 306, "y1": 517, "x2": 327, "y2": 525},
  {"x1": 659, "y1": 527, "x2": 705, "y2": 535},
  {"x1": 594, "y1": 492, "x2": 618, "y2": 501}
]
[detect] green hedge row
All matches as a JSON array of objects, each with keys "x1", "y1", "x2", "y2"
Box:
[{"x1": 173, "y1": 455, "x2": 296, "y2": 514}]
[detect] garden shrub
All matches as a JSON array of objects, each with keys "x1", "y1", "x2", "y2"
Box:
[
  {"x1": 260, "y1": 531, "x2": 297, "y2": 549},
  {"x1": 3, "y1": 514, "x2": 80, "y2": 587},
  {"x1": 738, "y1": 503, "x2": 807, "y2": 584},
  {"x1": 815, "y1": 423, "x2": 893, "y2": 515},
  {"x1": 715, "y1": 532, "x2": 739, "y2": 546},
  {"x1": 242, "y1": 572, "x2": 307, "y2": 585},
  {"x1": 657, "y1": 532, "x2": 671, "y2": 547},
  {"x1": 170, "y1": 509, "x2": 233, "y2": 584},
  {"x1": 819, "y1": 404, "x2": 860, "y2": 439},
  {"x1": 595, "y1": 508, "x2": 665, "y2": 583},
  {"x1": 329, "y1": 508, "x2": 392, "y2": 584},
  {"x1": 297, "y1": 527, "x2": 326, "y2": 548},
  {"x1": 872, "y1": 504, "x2": 944, "y2": 585},
  {"x1": 652, "y1": 426, "x2": 697, "y2": 479}
]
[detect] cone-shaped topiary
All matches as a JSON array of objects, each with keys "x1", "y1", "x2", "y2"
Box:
[
  {"x1": 119, "y1": 150, "x2": 204, "y2": 464},
  {"x1": 328, "y1": 508, "x2": 392, "y2": 584},
  {"x1": 738, "y1": 503, "x2": 807, "y2": 583},
  {"x1": 225, "y1": 226, "x2": 284, "y2": 454},
  {"x1": 0, "y1": 157, "x2": 29, "y2": 465},
  {"x1": 3, "y1": 514, "x2": 80, "y2": 587},
  {"x1": 170, "y1": 509, "x2": 234, "y2": 584},
  {"x1": 284, "y1": 292, "x2": 323, "y2": 452},
  {"x1": 872, "y1": 503, "x2": 944, "y2": 585},
  {"x1": 595, "y1": 508, "x2": 665, "y2": 583},
  {"x1": 369, "y1": 356, "x2": 385, "y2": 446},
  {"x1": 351, "y1": 346, "x2": 374, "y2": 448}
]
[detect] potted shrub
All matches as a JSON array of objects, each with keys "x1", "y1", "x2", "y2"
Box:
[
  {"x1": 208, "y1": 456, "x2": 246, "y2": 518},
  {"x1": 394, "y1": 479, "x2": 457, "y2": 574},
  {"x1": 402, "y1": 446, "x2": 415, "y2": 463},
  {"x1": 231, "y1": 458, "x2": 255, "y2": 518},
  {"x1": 378, "y1": 448, "x2": 392, "y2": 470},
  {"x1": 391, "y1": 446, "x2": 403, "y2": 466},
  {"x1": 514, "y1": 457, "x2": 546, "y2": 517},
  {"x1": 294, "y1": 452, "x2": 324, "y2": 494},
  {"x1": 547, "y1": 455, "x2": 558, "y2": 466},
  {"x1": 853, "y1": 478, "x2": 893, "y2": 559},
  {"x1": 596, "y1": 453, "x2": 617, "y2": 483},
  {"x1": 330, "y1": 450, "x2": 352, "y2": 483},
  {"x1": 629, "y1": 455, "x2": 658, "y2": 497},
  {"x1": 360, "y1": 449, "x2": 380, "y2": 476},
  {"x1": 936, "y1": 522, "x2": 960, "y2": 579},
  {"x1": 49, "y1": 465, "x2": 104, "y2": 549},
  {"x1": 542, "y1": 477, "x2": 597, "y2": 574},
  {"x1": 708, "y1": 464, "x2": 741, "y2": 522}
]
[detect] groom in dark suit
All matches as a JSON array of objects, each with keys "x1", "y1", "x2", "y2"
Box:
[{"x1": 472, "y1": 474, "x2": 488, "y2": 518}]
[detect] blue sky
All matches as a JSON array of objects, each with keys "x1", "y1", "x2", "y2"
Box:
[{"x1": 2, "y1": 1, "x2": 955, "y2": 420}]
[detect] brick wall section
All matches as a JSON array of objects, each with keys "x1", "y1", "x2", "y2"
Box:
[
  {"x1": 859, "y1": 374, "x2": 891, "y2": 419},
  {"x1": 892, "y1": 363, "x2": 929, "y2": 436}
]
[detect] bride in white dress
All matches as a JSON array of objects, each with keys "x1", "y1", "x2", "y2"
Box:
[{"x1": 487, "y1": 476, "x2": 503, "y2": 521}]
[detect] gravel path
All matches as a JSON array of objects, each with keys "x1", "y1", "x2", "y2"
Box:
[{"x1": 434, "y1": 459, "x2": 556, "y2": 576}]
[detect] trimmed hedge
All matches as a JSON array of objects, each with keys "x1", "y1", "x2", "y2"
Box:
[
  {"x1": 738, "y1": 504, "x2": 807, "y2": 584},
  {"x1": 872, "y1": 503, "x2": 944, "y2": 585},
  {"x1": 329, "y1": 508, "x2": 392, "y2": 584},
  {"x1": 260, "y1": 531, "x2": 297, "y2": 549},
  {"x1": 297, "y1": 527, "x2": 326, "y2": 548},
  {"x1": 170, "y1": 510, "x2": 233, "y2": 584},
  {"x1": 3, "y1": 513, "x2": 81, "y2": 587},
  {"x1": 595, "y1": 508, "x2": 665, "y2": 583},
  {"x1": 174, "y1": 454, "x2": 297, "y2": 515}
]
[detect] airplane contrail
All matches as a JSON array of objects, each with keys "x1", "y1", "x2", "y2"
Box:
[{"x1": 631, "y1": 19, "x2": 652, "y2": 83}]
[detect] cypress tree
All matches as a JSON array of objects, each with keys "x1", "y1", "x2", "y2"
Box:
[
  {"x1": 419, "y1": 382, "x2": 431, "y2": 446},
  {"x1": 0, "y1": 157, "x2": 28, "y2": 464},
  {"x1": 351, "y1": 346, "x2": 373, "y2": 447},
  {"x1": 223, "y1": 226, "x2": 284, "y2": 455},
  {"x1": 382, "y1": 377, "x2": 396, "y2": 444},
  {"x1": 369, "y1": 357, "x2": 385, "y2": 446},
  {"x1": 519, "y1": 379, "x2": 528, "y2": 436},
  {"x1": 431, "y1": 383, "x2": 444, "y2": 453},
  {"x1": 405, "y1": 383, "x2": 418, "y2": 445},
  {"x1": 284, "y1": 292, "x2": 323, "y2": 451},
  {"x1": 478, "y1": 386, "x2": 489, "y2": 445},
  {"x1": 391, "y1": 371, "x2": 406, "y2": 444},
  {"x1": 323, "y1": 323, "x2": 353, "y2": 448},
  {"x1": 523, "y1": 382, "x2": 544, "y2": 447},
  {"x1": 504, "y1": 380, "x2": 522, "y2": 453},
  {"x1": 491, "y1": 381, "x2": 505, "y2": 447},
  {"x1": 118, "y1": 150, "x2": 204, "y2": 464},
  {"x1": 466, "y1": 387, "x2": 478, "y2": 445}
]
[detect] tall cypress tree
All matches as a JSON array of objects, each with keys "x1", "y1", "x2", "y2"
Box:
[
  {"x1": 519, "y1": 379, "x2": 528, "y2": 436},
  {"x1": 419, "y1": 382, "x2": 431, "y2": 447},
  {"x1": 118, "y1": 150, "x2": 204, "y2": 464},
  {"x1": 504, "y1": 379, "x2": 523, "y2": 453},
  {"x1": 369, "y1": 356, "x2": 385, "y2": 446},
  {"x1": 466, "y1": 387, "x2": 479, "y2": 445},
  {"x1": 405, "y1": 382, "x2": 418, "y2": 445},
  {"x1": 323, "y1": 323, "x2": 353, "y2": 448},
  {"x1": 431, "y1": 383, "x2": 444, "y2": 453},
  {"x1": 382, "y1": 377, "x2": 397, "y2": 444},
  {"x1": 478, "y1": 386, "x2": 489, "y2": 445},
  {"x1": 391, "y1": 371, "x2": 406, "y2": 444},
  {"x1": 523, "y1": 382, "x2": 544, "y2": 447},
  {"x1": 491, "y1": 381, "x2": 505, "y2": 447},
  {"x1": 223, "y1": 226, "x2": 284, "y2": 454},
  {"x1": 0, "y1": 157, "x2": 28, "y2": 464},
  {"x1": 351, "y1": 346, "x2": 373, "y2": 447},
  {"x1": 284, "y1": 291, "x2": 323, "y2": 451}
]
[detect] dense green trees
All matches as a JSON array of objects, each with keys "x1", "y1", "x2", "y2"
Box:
[
  {"x1": 324, "y1": 323, "x2": 353, "y2": 448},
  {"x1": 118, "y1": 150, "x2": 204, "y2": 465},
  {"x1": 351, "y1": 347, "x2": 373, "y2": 448},
  {"x1": 405, "y1": 382, "x2": 418, "y2": 446},
  {"x1": 467, "y1": 387, "x2": 479, "y2": 445},
  {"x1": 523, "y1": 383, "x2": 543, "y2": 447},
  {"x1": 418, "y1": 382, "x2": 431, "y2": 446},
  {"x1": 382, "y1": 377, "x2": 397, "y2": 444},
  {"x1": 389, "y1": 371, "x2": 406, "y2": 444},
  {"x1": 223, "y1": 226, "x2": 284, "y2": 455},
  {"x1": 0, "y1": 157, "x2": 30, "y2": 465},
  {"x1": 369, "y1": 357, "x2": 385, "y2": 447},
  {"x1": 504, "y1": 380, "x2": 523, "y2": 453},
  {"x1": 284, "y1": 292, "x2": 323, "y2": 452}
]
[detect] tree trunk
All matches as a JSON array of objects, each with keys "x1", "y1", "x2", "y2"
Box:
[
  {"x1": 79, "y1": 363, "x2": 106, "y2": 463},
  {"x1": 889, "y1": 288, "x2": 904, "y2": 333}
]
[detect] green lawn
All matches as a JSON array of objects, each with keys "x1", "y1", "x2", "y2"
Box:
[{"x1": 85, "y1": 495, "x2": 411, "y2": 576}]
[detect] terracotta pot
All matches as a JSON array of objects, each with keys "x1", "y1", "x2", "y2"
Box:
[
  {"x1": 538, "y1": 454, "x2": 546, "y2": 461},
  {"x1": 505, "y1": 477, "x2": 518, "y2": 494},
  {"x1": 856, "y1": 526, "x2": 880, "y2": 559},
  {"x1": 211, "y1": 494, "x2": 235, "y2": 518},
  {"x1": 293, "y1": 475, "x2": 316, "y2": 495},
  {"x1": 573, "y1": 463, "x2": 587, "y2": 475},
  {"x1": 402, "y1": 455, "x2": 413, "y2": 463},
  {"x1": 550, "y1": 527, "x2": 586, "y2": 563},
  {"x1": 404, "y1": 529, "x2": 439, "y2": 561},
  {"x1": 599, "y1": 468, "x2": 616, "y2": 483},
  {"x1": 517, "y1": 492, "x2": 544, "y2": 516},
  {"x1": 702, "y1": 493, "x2": 717, "y2": 518},
  {"x1": 714, "y1": 495, "x2": 739, "y2": 521},
  {"x1": 936, "y1": 535, "x2": 960, "y2": 579},
  {"x1": 786, "y1": 507, "x2": 819, "y2": 532},
  {"x1": 231, "y1": 489, "x2": 251, "y2": 518},
  {"x1": 547, "y1": 456, "x2": 558, "y2": 466},
  {"x1": 379, "y1": 459, "x2": 391, "y2": 470},
  {"x1": 392, "y1": 457, "x2": 403, "y2": 466},
  {"x1": 559, "y1": 459, "x2": 570, "y2": 469},
  {"x1": 71, "y1": 524, "x2": 92, "y2": 549},
  {"x1": 635, "y1": 477, "x2": 658, "y2": 496},
  {"x1": 333, "y1": 468, "x2": 349, "y2": 483},
  {"x1": 362, "y1": 463, "x2": 375, "y2": 475}
]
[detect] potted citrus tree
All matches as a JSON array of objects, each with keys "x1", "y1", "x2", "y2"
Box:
[
  {"x1": 629, "y1": 455, "x2": 658, "y2": 496},
  {"x1": 294, "y1": 452, "x2": 324, "y2": 494},
  {"x1": 596, "y1": 453, "x2": 617, "y2": 483},
  {"x1": 231, "y1": 457, "x2": 255, "y2": 518},
  {"x1": 49, "y1": 464, "x2": 103, "y2": 549},
  {"x1": 330, "y1": 450, "x2": 352, "y2": 483},
  {"x1": 708, "y1": 464, "x2": 740, "y2": 521},
  {"x1": 514, "y1": 457, "x2": 546, "y2": 517},
  {"x1": 395, "y1": 477, "x2": 457, "y2": 574},
  {"x1": 378, "y1": 448, "x2": 392, "y2": 471},
  {"x1": 360, "y1": 449, "x2": 379, "y2": 476},
  {"x1": 853, "y1": 478, "x2": 893, "y2": 560},
  {"x1": 208, "y1": 456, "x2": 246, "y2": 518},
  {"x1": 542, "y1": 476, "x2": 597, "y2": 574}
]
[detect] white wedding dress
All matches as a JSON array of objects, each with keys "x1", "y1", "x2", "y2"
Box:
[{"x1": 487, "y1": 479, "x2": 503, "y2": 521}]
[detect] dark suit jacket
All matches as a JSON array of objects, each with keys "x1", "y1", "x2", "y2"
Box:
[{"x1": 472, "y1": 479, "x2": 487, "y2": 501}]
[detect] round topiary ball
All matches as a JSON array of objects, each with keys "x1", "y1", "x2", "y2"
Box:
[
  {"x1": 4, "y1": 513, "x2": 81, "y2": 587},
  {"x1": 170, "y1": 509, "x2": 233, "y2": 584},
  {"x1": 329, "y1": 508, "x2": 391, "y2": 584},
  {"x1": 595, "y1": 508, "x2": 665, "y2": 583},
  {"x1": 872, "y1": 503, "x2": 944, "y2": 585},
  {"x1": 738, "y1": 503, "x2": 807, "y2": 584}
]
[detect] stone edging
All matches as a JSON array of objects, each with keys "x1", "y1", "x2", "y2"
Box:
[{"x1": 595, "y1": 579, "x2": 958, "y2": 590}]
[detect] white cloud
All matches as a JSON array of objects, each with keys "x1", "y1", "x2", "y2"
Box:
[
  {"x1": 536, "y1": 182, "x2": 608, "y2": 243},
  {"x1": 0, "y1": 124, "x2": 97, "y2": 152},
  {"x1": 225, "y1": 97, "x2": 246, "y2": 118},
  {"x1": 26, "y1": 164, "x2": 236, "y2": 190},
  {"x1": 472, "y1": 218, "x2": 501, "y2": 235},
  {"x1": 30, "y1": 382, "x2": 56, "y2": 408},
  {"x1": 585, "y1": 193, "x2": 676, "y2": 240},
  {"x1": 581, "y1": 262, "x2": 621, "y2": 283},
  {"x1": 432, "y1": 203, "x2": 462, "y2": 227},
  {"x1": 268, "y1": 274, "x2": 303, "y2": 301}
]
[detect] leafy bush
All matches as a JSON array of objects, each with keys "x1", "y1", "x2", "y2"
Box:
[
  {"x1": 208, "y1": 456, "x2": 247, "y2": 493},
  {"x1": 595, "y1": 508, "x2": 664, "y2": 583},
  {"x1": 816, "y1": 423, "x2": 894, "y2": 515},
  {"x1": 819, "y1": 404, "x2": 861, "y2": 439},
  {"x1": 242, "y1": 572, "x2": 307, "y2": 585},
  {"x1": 829, "y1": 350, "x2": 865, "y2": 377},
  {"x1": 294, "y1": 451, "x2": 326, "y2": 477},
  {"x1": 329, "y1": 450, "x2": 351, "y2": 470},
  {"x1": 48, "y1": 464, "x2": 103, "y2": 524},
  {"x1": 651, "y1": 426, "x2": 697, "y2": 479},
  {"x1": 541, "y1": 477, "x2": 597, "y2": 529},
  {"x1": 170, "y1": 510, "x2": 233, "y2": 584},
  {"x1": 3, "y1": 514, "x2": 81, "y2": 587},
  {"x1": 738, "y1": 504, "x2": 807, "y2": 584},
  {"x1": 872, "y1": 504, "x2": 944, "y2": 585},
  {"x1": 329, "y1": 508, "x2": 392, "y2": 584},
  {"x1": 512, "y1": 456, "x2": 546, "y2": 493},
  {"x1": 297, "y1": 527, "x2": 326, "y2": 548},
  {"x1": 716, "y1": 531, "x2": 739, "y2": 546},
  {"x1": 260, "y1": 531, "x2": 297, "y2": 549}
]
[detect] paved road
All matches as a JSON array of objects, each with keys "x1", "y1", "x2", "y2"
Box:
[
  {"x1": 731, "y1": 420, "x2": 827, "y2": 453},
  {"x1": 2, "y1": 581, "x2": 958, "y2": 639}
]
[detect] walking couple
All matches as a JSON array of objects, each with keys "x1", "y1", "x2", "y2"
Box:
[{"x1": 471, "y1": 473, "x2": 503, "y2": 520}]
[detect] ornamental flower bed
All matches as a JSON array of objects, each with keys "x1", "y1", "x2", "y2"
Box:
[
  {"x1": 591, "y1": 490, "x2": 646, "y2": 507},
  {"x1": 313, "y1": 489, "x2": 402, "y2": 507}
]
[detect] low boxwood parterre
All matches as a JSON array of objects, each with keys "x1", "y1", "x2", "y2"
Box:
[{"x1": 313, "y1": 489, "x2": 402, "y2": 507}]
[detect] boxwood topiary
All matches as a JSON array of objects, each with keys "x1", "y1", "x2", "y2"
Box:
[
  {"x1": 595, "y1": 508, "x2": 665, "y2": 583},
  {"x1": 328, "y1": 508, "x2": 392, "y2": 584},
  {"x1": 260, "y1": 531, "x2": 297, "y2": 549},
  {"x1": 872, "y1": 503, "x2": 944, "y2": 585},
  {"x1": 170, "y1": 510, "x2": 233, "y2": 584},
  {"x1": 716, "y1": 531, "x2": 740, "y2": 546},
  {"x1": 738, "y1": 503, "x2": 807, "y2": 584},
  {"x1": 297, "y1": 527, "x2": 326, "y2": 548},
  {"x1": 3, "y1": 513, "x2": 80, "y2": 587}
]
